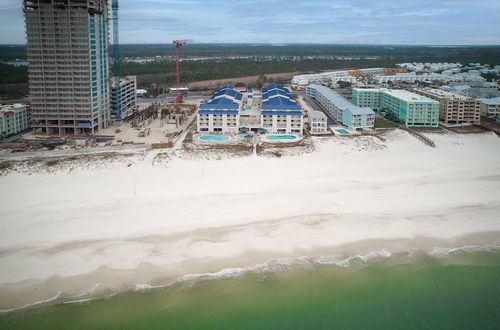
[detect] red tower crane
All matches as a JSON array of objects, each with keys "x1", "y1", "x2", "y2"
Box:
[{"x1": 172, "y1": 39, "x2": 193, "y2": 104}]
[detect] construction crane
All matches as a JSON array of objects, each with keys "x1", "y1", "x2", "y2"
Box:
[
  {"x1": 111, "y1": 0, "x2": 121, "y2": 120},
  {"x1": 172, "y1": 40, "x2": 193, "y2": 104}
]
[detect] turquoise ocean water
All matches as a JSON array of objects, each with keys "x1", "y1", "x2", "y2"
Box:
[{"x1": 1, "y1": 248, "x2": 499, "y2": 329}]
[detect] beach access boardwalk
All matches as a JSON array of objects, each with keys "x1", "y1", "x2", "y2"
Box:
[{"x1": 401, "y1": 127, "x2": 436, "y2": 148}]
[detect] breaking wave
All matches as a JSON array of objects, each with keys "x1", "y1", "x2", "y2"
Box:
[{"x1": 1, "y1": 245, "x2": 499, "y2": 314}]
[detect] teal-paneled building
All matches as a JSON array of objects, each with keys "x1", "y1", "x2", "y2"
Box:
[{"x1": 352, "y1": 88, "x2": 440, "y2": 127}]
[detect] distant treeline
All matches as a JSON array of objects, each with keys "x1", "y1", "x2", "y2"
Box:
[
  {"x1": 1, "y1": 44, "x2": 499, "y2": 99},
  {"x1": 2, "y1": 44, "x2": 500, "y2": 63},
  {"x1": 122, "y1": 57, "x2": 400, "y2": 90}
]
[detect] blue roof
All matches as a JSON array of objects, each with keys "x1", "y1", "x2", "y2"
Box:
[
  {"x1": 198, "y1": 110, "x2": 239, "y2": 115},
  {"x1": 262, "y1": 104, "x2": 302, "y2": 111},
  {"x1": 262, "y1": 89, "x2": 291, "y2": 100},
  {"x1": 262, "y1": 84, "x2": 288, "y2": 93},
  {"x1": 211, "y1": 87, "x2": 243, "y2": 101},
  {"x1": 199, "y1": 103, "x2": 239, "y2": 110},
  {"x1": 263, "y1": 96, "x2": 296, "y2": 106},
  {"x1": 261, "y1": 111, "x2": 303, "y2": 116}
]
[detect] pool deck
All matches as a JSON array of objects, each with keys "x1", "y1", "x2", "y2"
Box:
[
  {"x1": 329, "y1": 126, "x2": 360, "y2": 136},
  {"x1": 261, "y1": 134, "x2": 303, "y2": 143}
]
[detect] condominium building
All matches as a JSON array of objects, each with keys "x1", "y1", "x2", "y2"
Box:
[
  {"x1": 111, "y1": 76, "x2": 137, "y2": 119},
  {"x1": 352, "y1": 88, "x2": 381, "y2": 110},
  {"x1": 197, "y1": 86, "x2": 241, "y2": 133},
  {"x1": 24, "y1": 0, "x2": 111, "y2": 135},
  {"x1": 478, "y1": 97, "x2": 500, "y2": 119},
  {"x1": 308, "y1": 110, "x2": 328, "y2": 134},
  {"x1": 353, "y1": 88, "x2": 440, "y2": 127},
  {"x1": 307, "y1": 84, "x2": 374, "y2": 130},
  {"x1": 413, "y1": 88, "x2": 481, "y2": 124},
  {"x1": 261, "y1": 84, "x2": 303, "y2": 134},
  {"x1": 0, "y1": 104, "x2": 31, "y2": 138}
]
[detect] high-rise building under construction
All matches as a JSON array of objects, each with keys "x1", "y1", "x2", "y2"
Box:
[{"x1": 23, "y1": 0, "x2": 110, "y2": 135}]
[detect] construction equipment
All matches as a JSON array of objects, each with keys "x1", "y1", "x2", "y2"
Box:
[
  {"x1": 111, "y1": 0, "x2": 121, "y2": 120},
  {"x1": 172, "y1": 40, "x2": 193, "y2": 104},
  {"x1": 138, "y1": 127, "x2": 151, "y2": 137}
]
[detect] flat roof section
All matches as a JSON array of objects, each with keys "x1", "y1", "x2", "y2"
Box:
[
  {"x1": 414, "y1": 88, "x2": 470, "y2": 100},
  {"x1": 308, "y1": 84, "x2": 375, "y2": 116},
  {"x1": 384, "y1": 89, "x2": 439, "y2": 103}
]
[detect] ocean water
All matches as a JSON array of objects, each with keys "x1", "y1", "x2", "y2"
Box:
[{"x1": 1, "y1": 249, "x2": 499, "y2": 330}]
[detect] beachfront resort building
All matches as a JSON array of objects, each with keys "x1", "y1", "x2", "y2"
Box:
[
  {"x1": 308, "y1": 110, "x2": 328, "y2": 134},
  {"x1": 196, "y1": 84, "x2": 304, "y2": 134},
  {"x1": 111, "y1": 76, "x2": 137, "y2": 120},
  {"x1": 413, "y1": 88, "x2": 481, "y2": 125},
  {"x1": 24, "y1": 0, "x2": 111, "y2": 135},
  {"x1": 0, "y1": 104, "x2": 31, "y2": 138},
  {"x1": 478, "y1": 97, "x2": 500, "y2": 119},
  {"x1": 261, "y1": 84, "x2": 303, "y2": 134},
  {"x1": 353, "y1": 88, "x2": 440, "y2": 127},
  {"x1": 352, "y1": 88, "x2": 381, "y2": 110},
  {"x1": 307, "y1": 84, "x2": 374, "y2": 130},
  {"x1": 197, "y1": 86, "x2": 242, "y2": 133}
]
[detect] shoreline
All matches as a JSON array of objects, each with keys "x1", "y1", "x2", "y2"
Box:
[
  {"x1": 1, "y1": 234, "x2": 499, "y2": 313},
  {"x1": 0, "y1": 130, "x2": 499, "y2": 310}
]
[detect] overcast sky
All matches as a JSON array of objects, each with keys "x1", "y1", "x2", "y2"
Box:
[{"x1": 3, "y1": 0, "x2": 500, "y2": 44}]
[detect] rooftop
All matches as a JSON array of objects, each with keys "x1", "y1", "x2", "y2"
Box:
[
  {"x1": 479, "y1": 97, "x2": 500, "y2": 105},
  {"x1": 309, "y1": 110, "x2": 327, "y2": 119},
  {"x1": 308, "y1": 84, "x2": 375, "y2": 116},
  {"x1": 383, "y1": 89, "x2": 440, "y2": 103},
  {"x1": 414, "y1": 87, "x2": 470, "y2": 100}
]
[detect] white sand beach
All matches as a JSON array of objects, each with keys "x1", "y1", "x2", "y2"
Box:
[{"x1": 0, "y1": 130, "x2": 499, "y2": 310}]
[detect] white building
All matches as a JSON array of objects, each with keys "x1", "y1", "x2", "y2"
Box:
[
  {"x1": 0, "y1": 104, "x2": 31, "y2": 138},
  {"x1": 111, "y1": 76, "x2": 137, "y2": 120},
  {"x1": 136, "y1": 89, "x2": 148, "y2": 97},
  {"x1": 291, "y1": 68, "x2": 386, "y2": 87},
  {"x1": 308, "y1": 110, "x2": 328, "y2": 134},
  {"x1": 260, "y1": 84, "x2": 303, "y2": 134},
  {"x1": 197, "y1": 86, "x2": 242, "y2": 133},
  {"x1": 479, "y1": 97, "x2": 500, "y2": 119}
]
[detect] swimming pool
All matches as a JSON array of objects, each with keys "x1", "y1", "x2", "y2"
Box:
[
  {"x1": 243, "y1": 106, "x2": 252, "y2": 111},
  {"x1": 238, "y1": 134, "x2": 253, "y2": 139},
  {"x1": 336, "y1": 129, "x2": 350, "y2": 135},
  {"x1": 198, "y1": 135, "x2": 230, "y2": 141},
  {"x1": 266, "y1": 135, "x2": 297, "y2": 140}
]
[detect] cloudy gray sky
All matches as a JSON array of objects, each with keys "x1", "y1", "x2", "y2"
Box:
[{"x1": 3, "y1": 0, "x2": 500, "y2": 44}]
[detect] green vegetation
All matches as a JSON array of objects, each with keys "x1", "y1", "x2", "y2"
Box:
[
  {"x1": 1, "y1": 44, "x2": 500, "y2": 99},
  {"x1": 337, "y1": 81, "x2": 352, "y2": 88},
  {"x1": 382, "y1": 111, "x2": 404, "y2": 125},
  {"x1": 374, "y1": 117, "x2": 399, "y2": 128}
]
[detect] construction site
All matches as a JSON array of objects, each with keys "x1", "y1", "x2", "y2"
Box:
[{"x1": 4, "y1": 0, "x2": 200, "y2": 154}]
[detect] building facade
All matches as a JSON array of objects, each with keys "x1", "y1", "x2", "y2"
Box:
[
  {"x1": 479, "y1": 97, "x2": 500, "y2": 119},
  {"x1": 352, "y1": 88, "x2": 381, "y2": 110},
  {"x1": 413, "y1": 88, "x2": 481, "y2": 124},
  {"x1": 0, "y1": 104, "x2": 31, "y2": 138},
  {"x1": 353, "y1": 88, "x2": 440, "y2": 127},
  {"x1": 111, "y1": 76, "x2": 137, "y2": 119},
  {"x1": 24, "y1": 0, "x2": 111, "y2": 135},
  {"x1": 307, "y1": 84, "x2": 374, "y2": 130},
  {"x1": 197, "y1": 86, "x2": 241, "y2": 133},
  {"x1": 261, "y1": 84, "x2": 303, "y2": 134},
  {"x1": 308, "y1": 110, "x2": 328, "y2": 134}
]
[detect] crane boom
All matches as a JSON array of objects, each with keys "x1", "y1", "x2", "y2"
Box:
[{"x1": 172, "y1": 40, "x2": 193, "y2": 104}]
